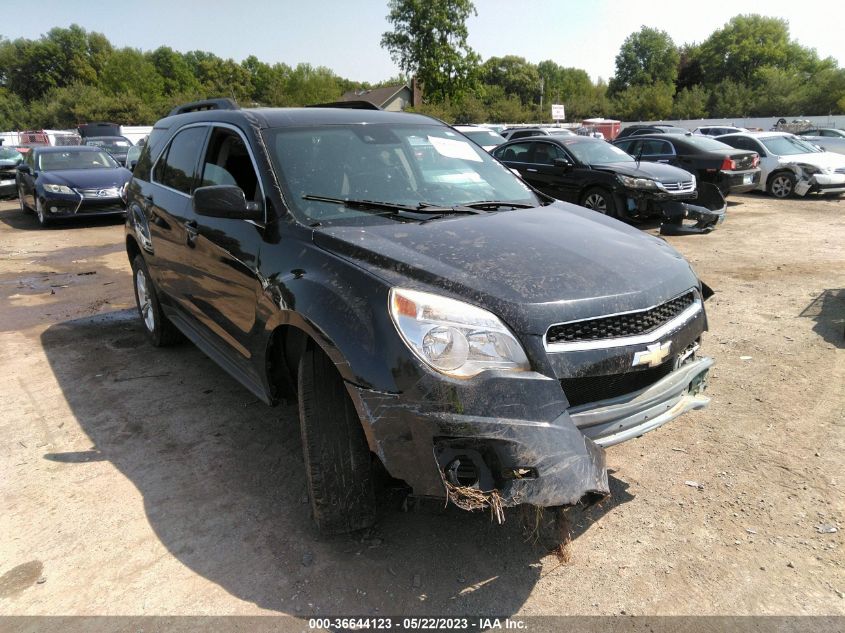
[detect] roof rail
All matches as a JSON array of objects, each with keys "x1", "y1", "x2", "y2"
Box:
[
  {"x1": 168, "y1": 98, "x2": 240, "y2": 116},
  {"x1": 307, "y1": 100, "x2": 382, "y2": 110}
]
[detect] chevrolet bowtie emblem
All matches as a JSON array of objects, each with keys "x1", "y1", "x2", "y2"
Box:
[{"x1": 632, "y1": 341, "x2": 671, "y2": 368}]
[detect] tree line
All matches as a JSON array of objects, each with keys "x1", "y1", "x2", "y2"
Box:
[{"x1": 1, "y1": 8, "x2": 843, "y2": 131}]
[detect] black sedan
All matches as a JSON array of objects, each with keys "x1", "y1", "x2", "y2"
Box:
[
  {"x1": 492, "y1": 136, "x2": 699, "y2": 219},
  {"x1": 0, "y1": 146, "x2": 24, "y2": 197},
  {"x1": 82, "y1": 135, "x2": 134, "y2": 166},
  {"x1": 613, "y1": 134, "x2": 760, "y2": 196},
  {"x1": 16, "y1": 146, "x2": 132, "y2": 227}
]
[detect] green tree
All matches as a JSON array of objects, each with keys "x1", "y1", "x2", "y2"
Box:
[
  {"x1": 381, "y1": 0, "x2": 480, "y2": 103},
  {"x1": 672, "y1": 85, "x2": 709, "y2": 119},
  {"x1": 610, "y1": 82, "x2": 675, "y2": 121},
  {"x1": 0, "y1": 87, "x2": 29, "y2": 129},
  {"x1": 699, "y1": 15, "x2": 794, "y2": 85},
  {"x1": 481, "y1": 56, "x2": 541, "y2": 106},
  {"x1": 608, "y1": 27, "x2": 679, "y2": 95},
  {"x1": 676, "y1": 43, "x2": 704, "y2": 92},
  {"x1": 100, "y1": 48, "x2": 164, "y2": 100},
  {"x1": 707, "y1": 80, "x2": 755, "y2": 117},
  {"x1": 150, "y1": 47, "x2": 201, "y2": 97}
]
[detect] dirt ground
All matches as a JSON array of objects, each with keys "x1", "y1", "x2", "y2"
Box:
[{"x1": 0, "y1": 193, "x2": 842, "y2": 617}]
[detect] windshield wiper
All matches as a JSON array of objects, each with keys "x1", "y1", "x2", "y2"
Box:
[
  {"x1": 302, "y1": 194, "x2": 487, "y2": 216},
  {"x1": 462, "y1": 200, "x2": 536, "y2": 210}
]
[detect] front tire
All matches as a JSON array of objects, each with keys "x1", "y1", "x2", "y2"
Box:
[
  {"x1": 767, "y1": 172, "x2": 796, "y2": 198},
  {"x1": 18, "y1": 184, "x2": 31, "y2": 214},
  {"x1": 35, "y1": 197, "x2": 50, "y2": 227},
  {"x1": 298, "y1": 346, "x2": 376, "y2": 535},
  {"x1": 581, "y1": 187, "x2": 618, "y2": 217},
  {"x1": 131, "y1": 255, "x2": 182, "y2": 347}
]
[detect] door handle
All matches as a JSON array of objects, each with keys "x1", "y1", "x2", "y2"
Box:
[
  {"x1": 526, "y1": 168, "x2": 538, "y2": 172},
  {"x1": 185, "y1": 220, "x2": 198, "y2": 246}
]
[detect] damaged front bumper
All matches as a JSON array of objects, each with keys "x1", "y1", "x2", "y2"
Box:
[
  {"x1": 348, "y1": 351, "x2": 712, "y2": 510},
  {"x1": 795, "y1": 172, "x2": 845, "y2": 196},
  {"x1": 660, "y1": 182, "x2": 727, "y2": 235}
]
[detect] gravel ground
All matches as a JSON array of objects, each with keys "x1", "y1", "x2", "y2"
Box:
[{"x1": 0, "y1": 193, "x2": 842, "y2": 616}]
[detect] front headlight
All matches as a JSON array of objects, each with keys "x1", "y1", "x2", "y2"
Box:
[
  {"x1": 389, "y1": 288, "x2": 530, "y2": 378},
  {"x1": 797, "y1": 163, "x2": 828, "y2": 176},
  {"x1": 43, "y1": 184, "x2": 75, "y2": 194},
  {"x1": 617, "y1": 174, "x2": 658, "y2": 189}
]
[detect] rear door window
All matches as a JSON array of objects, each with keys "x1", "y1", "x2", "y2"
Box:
[
  {"x1": 495, "y1": 142, "x2": 533, "y2": 163},
  {"x1": 154, "y1": 126, "x2": 207, "y2": 194}
]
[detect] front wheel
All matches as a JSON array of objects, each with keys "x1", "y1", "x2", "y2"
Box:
[
  {"x1": 767, "y1": 172, "x2": 796, "y2": 198},
  {"x1": 35, "y1": 197, "x2": 50, "y2": 227},
  {"x1": 131, "y1": 255, "x2": 182, "y2": 347},
  {"x1": 581, "y1": 187, "x2": 618, "y2": 217},
  {"x1": 298, "y1": 346, "x2": 376, "y2": 534},
  {"x1": 18, "y1": 184, "x2": 31, "y2": 214}
]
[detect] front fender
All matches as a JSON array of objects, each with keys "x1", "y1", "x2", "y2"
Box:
[{"x1": 260, "y1": 241, "x2": 405, "y2": 392}]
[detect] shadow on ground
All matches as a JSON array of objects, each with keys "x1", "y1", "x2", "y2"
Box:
[
  {"x1": 40, "y1": 309, "x2": 633, "y2": 615},
  {"x1": 0, "y1": 205, "x2": 124, "y2": 231},
  {"x1": 800, "y1": 289, "x2": 845, "y2": 349}
]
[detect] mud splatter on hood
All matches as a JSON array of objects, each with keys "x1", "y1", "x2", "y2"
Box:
[{"x1": 313, "y1": 202, "x2": 699, "y2": 334}]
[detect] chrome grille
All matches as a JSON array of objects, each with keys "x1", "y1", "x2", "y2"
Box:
[
  {"x1": 77, "y1": 187, "x2": 121, "y2": 199},
  {"x1": 546, "y1": 291, "x2": 696, "y2": 346},
  {"x1": 835, "y1": 168, "x2": 845, "y2": 175},
  {"x1": 660, "y1": 180, "x2": 695, "y2": 192}
]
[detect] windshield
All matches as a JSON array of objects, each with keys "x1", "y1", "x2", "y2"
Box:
[
  {"x1": 760, "y1": 135, "x2": 821, "y2": 156},
  {"x1": 264, "y1": 123, "x2": 538, "y2": 225},
  {"x1": 0, "y1": 147, "x2": 23, "y2": 162},
  {"x1": 563, "y1": 139, "x2": 633, "y2": 164},
  {"x1": 38, "y1": 150, "x2": 119, "y2": 171},
  {"x1": 85, "y1": 138, "x2": 131, "y2": 150},
  {"x1": 461, "y1": 129, "x2": 506, "y2": 147}
]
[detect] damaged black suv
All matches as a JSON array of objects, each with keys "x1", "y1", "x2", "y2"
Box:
[{"x1": 125, "y1": 99, "x2": 714, "y2": 534}]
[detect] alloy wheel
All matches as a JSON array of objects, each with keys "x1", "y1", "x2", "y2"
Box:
[
  {"x1": 135, "y1": 268, "x2": 156, "y2": 332},
  {"x1": 584, "y1": 193, "x2": 608, "y2": 213},
  {"x1": 770, "y1": 175, "x2": 793, "y2": 198}
]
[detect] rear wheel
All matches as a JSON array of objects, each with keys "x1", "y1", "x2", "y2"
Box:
[
  {"x1": 581, "y1": 187, "x2": 618, "y2": 217},
  {"x1": 298, "y1": 345, "x2": 376, "y2": 534},
  {"x1": 131, "y1": 255, "x2": 182, "y2": 346},
  {"x1": 767, "y1": 172, "x2": 796, "y2": 198}
]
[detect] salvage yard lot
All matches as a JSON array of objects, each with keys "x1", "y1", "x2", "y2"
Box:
[{"x1": 0, "y1": 194, "x2": 842, "y2": 616}]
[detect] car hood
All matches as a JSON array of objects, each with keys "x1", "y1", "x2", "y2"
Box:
[
  {"x1": 313, "y1": 202, "x2": 699, "y2": 335},
  {"x1": 40, "y1": 168, "x2": 132, "y2": 188},
  {"x1": 593, "y1": 161, "x2": 694, "y2": 182},
  {"x1": 777, "y1": 151, "x2": 845, "y2": 168}
]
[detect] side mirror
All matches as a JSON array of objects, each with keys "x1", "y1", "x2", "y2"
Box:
[
  {"x1": 553, "y1": 158, "x2": 573, "y2": 170},
  {"x1": 17, "y1": 164, "x2": 30, "y2": 174},
  {"x1": 127, "y1": 159, "x2": 138, "y2": 171},
  {"x1": 192, "y1": 185, "x2": 263, "y2": 221}
]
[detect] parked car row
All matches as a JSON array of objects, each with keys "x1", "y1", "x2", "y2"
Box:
[
  {"x1": 492, "y1": 135, "x2": 726, "y2": 235},
  {"x1": 612, "y1": 133, "x2": 760, "y2": 196}
]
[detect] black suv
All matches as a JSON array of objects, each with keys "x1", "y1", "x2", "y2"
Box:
[{"x1": 126, "y1": 100, "x2": 714, "y2": 534}]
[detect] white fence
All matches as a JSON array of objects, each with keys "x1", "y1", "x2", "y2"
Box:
[{"x1": 621, "y1": 115, "x2": 845, "y2": 132}]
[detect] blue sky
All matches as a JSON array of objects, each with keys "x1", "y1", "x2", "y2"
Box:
[{"x1": 3, "y1": 0, "x2": 843, "y2": 84}]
